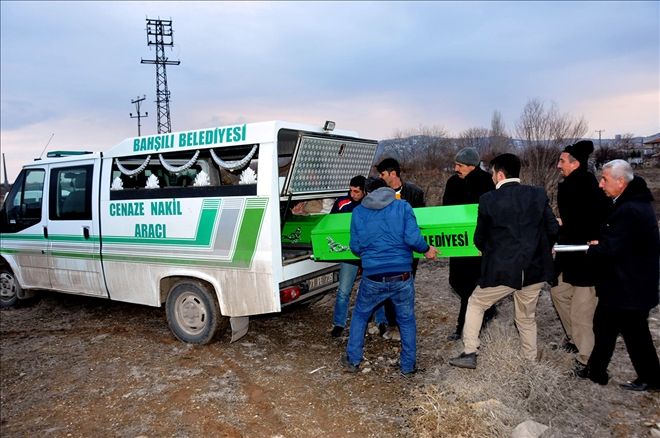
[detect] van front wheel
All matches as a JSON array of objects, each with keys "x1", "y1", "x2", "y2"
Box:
[
  {"x1": 166, "y1": 281, "x2": 221, "y2": 344},
  {"x1": 0, "y1": 266, "x2": 20, "y2": 308}
]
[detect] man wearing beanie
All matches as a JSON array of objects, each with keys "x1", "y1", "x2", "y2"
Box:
[
  {"x1": 551, "y1": 140, "x2": 609, "y2": 371},
  {"x1": 443, "y1": 147, "x2": 496, "y2": 341}
]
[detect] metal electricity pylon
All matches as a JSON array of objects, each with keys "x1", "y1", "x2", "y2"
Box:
[
  {"x1": 141, "y1": 18, "x2": 180, "y2": 134},
  {"x1": 595, "y1": 129, "x2": 605, "y2": 149},
  {"x1": 130, "y1": 95, "x2": 148, "y2": 137}
]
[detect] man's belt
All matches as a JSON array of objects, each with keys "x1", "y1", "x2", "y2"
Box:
[{"x1": 366, "y1": 272, "x2": 411, "y2": 283}]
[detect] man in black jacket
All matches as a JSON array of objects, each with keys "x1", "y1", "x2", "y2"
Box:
[
  {"x1": 578, "y1": 160, "x2": 660, "y2": 392},
  {"x1": 449, "y1": 153, "x2": 559, "y2": 369},
  {"x1": 376, "y1": 158, "x2": 425, "y2": 208},
  {"x1": 551, "y1": 140, "x2": 609, "y2": 368},
  {"x1": 443, "y1": 147, "x2": 496, "y2": 341}
]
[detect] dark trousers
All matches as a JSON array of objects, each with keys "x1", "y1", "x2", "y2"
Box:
[{"x1": 588, "y1": 303, "x2": 660, "y2": 385}]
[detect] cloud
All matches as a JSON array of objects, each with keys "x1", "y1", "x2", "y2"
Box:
[
  {"x1": 575, "y1": 89, "x2": 660, "y2": 137},
  {"x1": 1, "y1": 0, "x2": 658, "y2": 183}
]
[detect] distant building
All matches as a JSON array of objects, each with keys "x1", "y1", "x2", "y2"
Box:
[{"x1": 643, "y1": 133, "x2": 660, "y2": 167}]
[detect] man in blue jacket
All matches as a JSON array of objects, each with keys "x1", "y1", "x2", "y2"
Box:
[
  {"x1": 450, "y1": 153, "x2": 559, "y2": 369},
  {"x1": 342, "y1": 178, "x2": 437, "y2": 376}
]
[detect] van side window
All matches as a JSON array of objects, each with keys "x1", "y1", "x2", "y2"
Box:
[
  {"x1": 0, "y1": 169, "x2": 45, "y2": 233},
  {"x1": 109, "y1": 146, "x2": 259, "y2": 200},
  {"x1": 50, "y1": 166, "x2": 93, "y2": 220}
]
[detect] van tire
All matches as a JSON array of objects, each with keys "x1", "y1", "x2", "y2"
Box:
[
  {"x1": 0, "y1": 266, "x2": 20, "y2": 309},
  {"x1": 166, "y1": 281, "x2": 222, "y2": 344}
]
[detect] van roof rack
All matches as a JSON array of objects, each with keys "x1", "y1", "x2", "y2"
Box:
[{"x1": 46, "y1": 150, "x2": 93, "y2": 158}]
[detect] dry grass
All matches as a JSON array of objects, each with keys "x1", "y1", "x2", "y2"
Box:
[{"x1": 410, "y1": 295, "x2": 611, "y2": 437}]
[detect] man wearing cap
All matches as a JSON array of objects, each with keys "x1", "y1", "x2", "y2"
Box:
[
  {"x1": 374, "y1": 158, "x2": 426, "y2": 340},
  {"x1": 342, "y1": 178, "x2": 437, "y2": 376},
  {"x1": 551, "y1": 140, "x2": 609, "y2": 370},
  {"x1": 443, "y1": 147, "x2": 496, "y2": 341}
]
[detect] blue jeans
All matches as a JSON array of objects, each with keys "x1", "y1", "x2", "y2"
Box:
[
  {"x1": 345, "y1": 276, "x2": 417, "y2": 373},
  {"x1": 333, "y1": 263, "x2": 386, "y2": 327}
]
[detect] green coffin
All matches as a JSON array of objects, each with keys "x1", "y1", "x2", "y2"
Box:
[
  {"x1": 310, "y1": 204, "x2": 480, "y2": 261},
  {"x1": 282, "y1": 214, "x2": 325, "y2": 246}
]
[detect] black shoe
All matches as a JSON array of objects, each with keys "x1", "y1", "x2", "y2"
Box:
[
  {"x1": 574, "y1": 365, "x2": 589, "y2": 379},
  {"x1": 619, "y1": 380, "x2": 660, "y2": 392},
  {"x1": 378, "y1": 323, "x2": 388, "y2": 337},
  {"x1": 574, "y1": 361, "x2": 588, "y2": 375},
  {"x1": 340, "y1": 355, "x2": 359, "y2": 373},
  {"x1": 575, "y1": 366, "x2": 608, "y2": 385},
  {"x1": 447, "y1": 331, "x2": 461, "y2": 341},
  {"x1": 449, "y1": 352, "x2": 477, "y2": 369},
  {"x1": 330, "y1": 326, "x2": 344, "y2": 338},
  {"x1": 400, "y1": 367, "x2": 424, "y2": 378},
  {"x1": 562, "y1": 341, "x2": 579, "y2": 354}
]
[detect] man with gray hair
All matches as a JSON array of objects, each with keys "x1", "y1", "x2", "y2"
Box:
[{"x1": 578, "y1": 160, "x2": 660, "y2": 392}]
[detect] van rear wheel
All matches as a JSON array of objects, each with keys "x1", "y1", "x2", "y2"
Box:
[
  {"x1": 0, "y1": 266, "x2": 20, "y2": 308},
  {"x1": 166, "y1": 281, "x2": 223, "y2": 344}
]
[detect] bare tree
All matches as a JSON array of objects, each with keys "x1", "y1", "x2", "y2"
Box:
[
  {"x1": 488, "y1": 110, "x2": 513, "y2": 160},
  {"x1": 457, "y1": 127, "x2": 491, "y2": 152},
  {"x1": 455, "y1": 111, "x2": 513, "y2": 168},
  {"x1": 515, "y1": 98, "x2": 589, "y2": 207},
  {"x1": 384, "y1": 125, "x2": 453, "y2": 205}
]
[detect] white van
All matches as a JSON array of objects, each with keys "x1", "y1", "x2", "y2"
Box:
[{"x1": 0, "y1": 120, "x2": 378, "y2": 343}]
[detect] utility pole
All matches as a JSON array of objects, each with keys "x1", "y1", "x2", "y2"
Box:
[
  {"x1": 130, "y1": 95, "x2": 148, "y2": 137},
  {"x1": 141, "y1": 18, "x2": 180, "y2": 134},
  {"x1": 2, "y1": 153, "x2": 10, "y2": 191},
  {"x1": 595, "y1": 129, "x2": 605, "y2": 149}
]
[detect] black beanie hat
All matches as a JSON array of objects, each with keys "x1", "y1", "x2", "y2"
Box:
[{"x1": 563, "y1": 140, "x2": 594, "y2": 167}]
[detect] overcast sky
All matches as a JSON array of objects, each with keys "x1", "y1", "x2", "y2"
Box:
[{"x1": 1, "y1": 1, "x2": 658, "y2": 180}]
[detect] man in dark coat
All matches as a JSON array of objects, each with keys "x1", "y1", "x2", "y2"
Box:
[
  {"x1": 551, "y1": 140, "x2": 609, "y2": 367},
  {"x1": 376, "y1": 158, "x2": 425, "y2": 208},
  {"x1": 578, "y1": 160, "x2": 660, "y2": 392},
  {"x1": 449, "y1": 153, "x2": 559, "y2": 369},
  {"x1": 443, "y1": 147, "x2": 496, "y2": 341}
]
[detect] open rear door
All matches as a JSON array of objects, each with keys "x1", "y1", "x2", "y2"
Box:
[{"x1": 283, "y1": 135, "x2": 378, "y2": 197}]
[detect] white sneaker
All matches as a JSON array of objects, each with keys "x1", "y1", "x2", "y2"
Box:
[
  {"x1": 383, "y1": 326, "x2": 400, "y2": 341},
  {"x1": 367, "y1": 322, "x2": 380, "y2": 335}
]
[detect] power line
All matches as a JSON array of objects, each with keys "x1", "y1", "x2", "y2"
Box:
[{"x1": 130, "y1": 95, "x2": 148, "y2": 137}]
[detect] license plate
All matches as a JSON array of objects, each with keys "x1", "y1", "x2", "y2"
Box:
[{"x1": 308, "y1": 272, "x2": 334, "y2": 289}]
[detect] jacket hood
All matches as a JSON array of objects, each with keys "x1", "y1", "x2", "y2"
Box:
[
  {"x1": 619, "y1": 175, "x2": 654, "y2": 204},
  {"x1": 362, "y1": 187, "x2": 396, "y2": 210}
]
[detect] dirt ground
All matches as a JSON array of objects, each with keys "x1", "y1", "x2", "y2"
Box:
[{"x1": 1, "y1": 258, "x2": 659, "y2": 437}]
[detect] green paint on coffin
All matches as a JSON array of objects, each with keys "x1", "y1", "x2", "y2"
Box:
[
  {"x1": 310, "y1": 204, "x2": 480, "y2": 261},
  {"x1": 281, "y1": 215, "x2": 325, "y2": 246}
]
